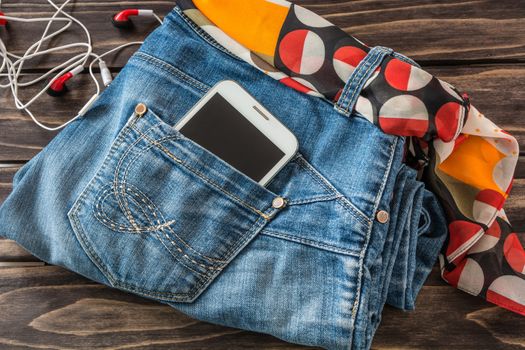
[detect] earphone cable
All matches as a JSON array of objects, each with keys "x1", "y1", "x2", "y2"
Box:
[{"x1": 0, "y1": 1, "x2": 162, "y2": 131}]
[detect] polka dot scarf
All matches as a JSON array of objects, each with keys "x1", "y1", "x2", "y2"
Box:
[{"x1": 177, "y1": 0, "x2": 523, "y2": 315}]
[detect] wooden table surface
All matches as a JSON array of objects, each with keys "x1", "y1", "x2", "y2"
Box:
[{"x1": 0, "y1": 1, "x2": 524, "y2": 349}]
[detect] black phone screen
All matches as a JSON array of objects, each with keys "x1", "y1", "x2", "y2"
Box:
[{"x1": 179, "y1": 93, "x2": 285, "y2": 182}]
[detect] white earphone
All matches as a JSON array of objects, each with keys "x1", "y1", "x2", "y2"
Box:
[{"x1": 0, "y1": 0, "x2": 162, "y2": 131}]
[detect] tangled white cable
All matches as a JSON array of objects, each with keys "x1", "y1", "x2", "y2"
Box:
[{"x1": 0, "y1": 0, "x2": 162, "y2": 131}]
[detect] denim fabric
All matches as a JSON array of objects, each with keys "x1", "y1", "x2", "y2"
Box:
[{"x1": 0, "y1": 7, "x2": 448, "y2": 350}]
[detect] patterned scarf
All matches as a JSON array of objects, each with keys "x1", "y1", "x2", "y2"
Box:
[{"x1": 177, "y1": 0, "x2": 523, "y2": 315}]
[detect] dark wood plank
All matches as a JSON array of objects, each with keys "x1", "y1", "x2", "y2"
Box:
[
  {"x1": 0, "y1": 266, "x2": 311, "y2": 350},
  {"x1": 0, "y1": 65, "x2": 524, "y2": 161},
  {"x1": 0, "y1": 240, "x2": 39, "y2": 264},
  {"x1": 0, "y1": 1, "x2": 174, "y2": 69},
  {"x1": 374, "y1": 285, "x2": 525, "y2": 349},
  {"x1": 0, "y1": 166, "x2": 19, "y2": 203},
  {"x1": 298, "y1": 0, "x2": 525, "y2": 63},
  {"x1": 0, "y1": 265, "x2": 523, "y2": 349},
  {"x1": 0, "y1": 74, "x2": 95, "y2": 161},
  {"x1": 1, "y1": 0, "x2": 523, "y2": 67}
]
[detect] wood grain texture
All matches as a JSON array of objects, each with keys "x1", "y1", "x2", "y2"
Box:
[
  {"x1": 0, "y1": 0, "x2": 524, "y2": 349},
  {"x1": 301, "y1": 0, "x2": 525, "y2": 63},
  {"x1": 0, "y1": 266, "x2": 523, "y2": 349},
  {"x1": 0, "y1": 1, "x2": 174, "y2": 69},
  {"x1": 0, "y1": 267, "x2": 312, "y2": 350},
  {"x1": 0, "y1": 0, "x2": 523, "y2": 66}
]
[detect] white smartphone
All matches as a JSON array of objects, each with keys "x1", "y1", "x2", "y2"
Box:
[{"x1": 175, "y1": 80, "x2": 299, "y2": 186}]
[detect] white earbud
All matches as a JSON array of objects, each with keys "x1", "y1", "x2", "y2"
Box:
[{"x1": 0, "y1": 0, "x2": 162, "y2": 131}]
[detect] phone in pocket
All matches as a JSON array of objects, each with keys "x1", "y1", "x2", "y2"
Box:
[{"x1": 175, "y1": 80, "x2": 299, "y2": 187}]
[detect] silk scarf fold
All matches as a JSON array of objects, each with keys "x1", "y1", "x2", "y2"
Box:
[{"x1": 177, "y1": 0, "x2": 523, "y2": 315}]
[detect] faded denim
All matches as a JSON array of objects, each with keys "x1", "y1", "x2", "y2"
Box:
[{"x1": 0, "y1": 7, "x2": 448, "y2": 350}]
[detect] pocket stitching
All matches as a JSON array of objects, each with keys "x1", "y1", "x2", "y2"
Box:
[
  {"x1": 111, "y1": 122, "x2": 266, "y2": 267},
  {"x1": 261, "y1": 230, "x2": 361, "y2": 257},
  {"x1": 111, "y1": 138, "x2": 231, "y2": 265},
  {"x1": 293, "y1": 155, "x2": 339, "y2": 197},
  {"x1": 109, "y1": 213, "x2": 267, "y2": 302},
  {"x1": 93, "y1": 186, "x2": 214, "y2": 277},
  {"x1": 67, "y1": 123, "x2": 265, "y2": 303},
  {"x1": 132, "y1": 125, "x2": 273, "y2": 220},
  {"x1": 128, "y1": 188, "x2": 225, "y2": 273},
  {"x1": 70, "y1": 208, "x2": 207, "y2": 300},
  {"x1": 112, "y1": 126, "x2": 150, "y2": 231},
  {"x1": 95, "y1": 185, "x2": 174, "y2": 233},
  {"x1": 126, "y1": 184, "x2": 229, "y2": 266},
  {"x1": 294, "y1": 155, "x2": 370, "y2": 225},
  {"x1": 287, "y1": 193, "x2": 342, "y2": 206}
]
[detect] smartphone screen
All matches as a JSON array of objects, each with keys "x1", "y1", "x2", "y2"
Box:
[{"x1": 179, "y1": 93, "x2": 285, "y2": 182}]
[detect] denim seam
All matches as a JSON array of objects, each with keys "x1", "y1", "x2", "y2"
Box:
[
  {"x1": 154, "y1": 229, "x2": 211, "y2": 277},
  {"x1": 111, "y1": 130, "x2": 251, "y2": 265},
  {"x1": 261, "y1": 230, "x2": 361, "y2": 257},
  {"x1": 95, "y1": 186, "x2": 174, "y2": 233},
  {"x1": 342, "y1": 48, "x2": 386, "y2": 115},
  {"x1": 391, "y1": 52, "x2": 420, "y2": 67},
  {"x1": 132, "y1": 127, "x2": 273, "y2": 220},
  {"x1": 69, "y1": 209, "x2": 199, "y2": 300},
  {"x1": 417, "y1": 206, "x2": 431, "y2": 235},
  {"x1": 92, "y1": 118, "x2": 141, "y2": 231},
  {"x1": 287, "y1": 194, "x2": 341, "y2": 206},
  {"x1": 113, "y1": 126, "x2": 147, "y2": 231},
  {"x1": 131, "y1": 188, "x2": 225, "y2": 273},
  {"x1": 295, "y1": 152, "x2": 370, "y2": 225},
  {"x1": 95, "y1": 186, "x2": 216, "y2": 276},
  {"x1": 73, "y1": 201, "x2": 263, "y2": 302},
  {"x1": 160, "y1": 225, "x2": 225, "y2": 271},
  {"x1": 96, "y1": 182, "x2": 227, "y2": 267},
  {"x1": 133, "y1": 52, "x2": 211, "y2": 93},
  {"x1": 67, "y1": 115, "x2": 136, "y2": 229},
  {"x1": 267, "y1": 153, "x2": 362, "y2": 208},
  {"x1": 335, "y1": 54, "x2": 364, "y2": 113},
  {"x1": 129, "y1": 192, "x2": 213, "y2": 276},
  {"x1": 66, "y1": 122, "x2": 212, "y2": 301},
  {"x1": 171, "y1": 6, "x2": 244, "y2": 63},
  {"x1": 71, "y1": 183, "x2": 268, "y2": 302},
  {"x1": 117, "y1": 131, "x2": 171, "y2": 231},
  {"x1": 335, "y1": 198, "x2": 371, "y2": 226},
  {"x1": 131, "y1": 182, "x2": 227, "y2": 265},
  {"x1": 294, "y1": 155, "x2": 340, "y2": 196},
  {"x1": 349, "y1": 136, "x2": 398, "y2": 346}
]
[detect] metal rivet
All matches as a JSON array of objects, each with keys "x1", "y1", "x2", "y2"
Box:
[
  {"x1": 376, "y1": 210, "x2": 389, "y2": 224},
  {"x1": 135, "y1": 103, "x2": 147, "y2": 117},
  {"x1": 272, "y1": 197, "x2": 286, "y2": 209}
]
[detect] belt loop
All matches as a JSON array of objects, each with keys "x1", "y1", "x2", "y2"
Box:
[
  {"x1": 334, "y1": 46, "x2": 393, "y2": 117},
  {"x1": 392, "y1": 51, "x2": 420, "y2": 68}
]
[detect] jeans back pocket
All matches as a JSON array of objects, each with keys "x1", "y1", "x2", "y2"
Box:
[{"x1": 68, "y1": 106, "x2": 283, "y2": 302}]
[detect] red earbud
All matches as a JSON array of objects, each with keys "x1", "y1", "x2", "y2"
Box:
[
  {"x1": 0, "y1": 11, "x2": 7, "y2": 26},
  {"x1": 47, "y1": 66, "x2": 83, "y2": 97},
  {"x1": 111, "y1": 9, "x2": 154, "y2": 29}
]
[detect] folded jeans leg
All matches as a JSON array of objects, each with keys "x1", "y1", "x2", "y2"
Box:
[
  {"x1": 385, "y1": 169, "x2": 448, "y2": 311},
  {"x1": 354, "y1": 160, "x2": 448, "y2": 349}
]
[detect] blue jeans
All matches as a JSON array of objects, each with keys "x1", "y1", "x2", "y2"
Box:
[{"x1": 0, "y1": 7, "x2": 447, "y2": 350}]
